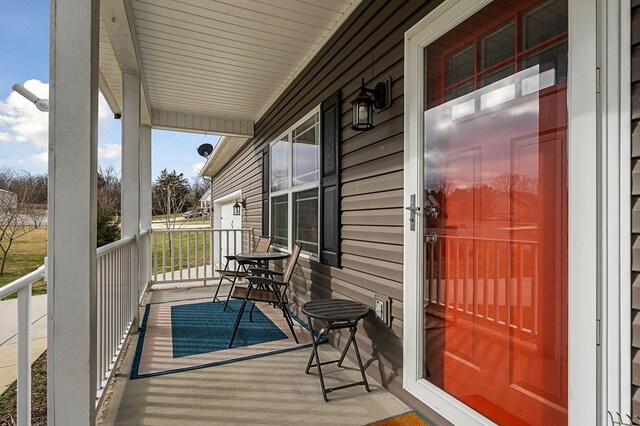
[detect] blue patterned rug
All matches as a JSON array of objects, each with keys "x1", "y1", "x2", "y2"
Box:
[{"x1": 131, "y1": 298, "x2": 316, "y2": 379}]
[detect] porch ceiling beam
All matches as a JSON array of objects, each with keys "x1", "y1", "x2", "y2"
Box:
[
  {"x1": 100, "y1": 0, "x2": 152, "y2": 120},
  {"x1": 99, "y1": 69, "x2": 120, "y2": 115},
  {"x1": 151, "y1": 109, "x2": 254, "y2": 138}
]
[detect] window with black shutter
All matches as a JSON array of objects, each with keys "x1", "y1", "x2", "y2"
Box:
[{"x1": 262, "y1": 93, "x2": 341, "y2": 267}]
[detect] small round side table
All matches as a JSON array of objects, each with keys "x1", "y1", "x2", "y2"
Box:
[{"x1": 301, "y1": 298, "x2": 371, "y2": 402}]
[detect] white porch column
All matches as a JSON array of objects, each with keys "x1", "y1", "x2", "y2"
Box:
[
  {"x1": 48, "y1": 0, "x2": 99, "y2": 423},
  {"x1": 140, "y1": 125, "x2": 152, "y2": 293},
  {"x1": 121, "y1": 72, "x2": 141, "y2": 330}
]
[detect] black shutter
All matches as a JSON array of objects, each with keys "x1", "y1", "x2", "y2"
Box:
[
  {"x1": 261, "y1": 145, "x2": 269, "y2": 235},
  {"x1": 320, "y1": 90, "x2": 341, "y2": 267}
]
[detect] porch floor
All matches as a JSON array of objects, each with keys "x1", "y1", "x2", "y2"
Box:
[{"x1": 96, "y1": 285, "x2": 411, "y2": 425}]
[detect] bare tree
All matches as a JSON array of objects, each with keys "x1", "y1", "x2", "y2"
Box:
[
  {"x1": 0, "y1": 170, "x2": 46, "y2": 275},
  {"x1": 97, "y1": 166, "x2": 121, "y2": 246},
  {"x1": 152, "y1": 169, "x2": 191, "y2": 229},
  {"x1": 98, "y1": 165, "x2": 121, "y2": 216},
  {"x1": 492, "y1": 172, "x2": 538, "y2": 195}
]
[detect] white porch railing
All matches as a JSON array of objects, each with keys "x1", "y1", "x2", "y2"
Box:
[
  {"x1": 0, "y1": 265, "x2": 45, "y2": 426},
  {"x1": 2, "y1": 227, "x2": 253, "y2": 423},
  {"x1": 151, "y1": 228, "x2": 254, "y2": 285},
  {"x1": 95, "y1": 235, "x2": 137, "y2": 406},
  {"x1": 425, "y1": 235, "x2": 539, "y2": 334},
  {"x1": 0, "y1": 233, "x2": 151, "y2": 425}
]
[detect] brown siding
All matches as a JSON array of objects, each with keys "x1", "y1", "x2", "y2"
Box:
[
  {"x1": 633, "y1": 0, "x2": 640, "y2": 417},
  {"x1": 211, "y1": 1, "x2": 447, "y2": 422}
]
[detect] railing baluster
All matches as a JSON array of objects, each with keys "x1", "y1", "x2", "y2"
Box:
[
  {"x1": 209, "y1": 229, "x2": 214, "y2": 279},
  {"x1": 16, "y1": 283, "x2": 31, "y2": 426},
  {"x1": 195, "y1": 231, "x2": 199, "y2": 278},
  {"x1": 218, "y1": 230, "x2": 222, "y2": 270},
  {"x1": 179, "y1": 231, "x2": 183, "y2": 280},
  {"x1": 153, "y1": 231, "x2": 158, "y2": 282},
  {"x1": 187, "y1": 231, "x2": 191, "y2": 279},
  {"x1": 518, "y1": 243, "x2": 524, "y2": 330},
  {"x1": 162, "y1": 232, "x2": 166, "y2": 281},
  {"x1": 202, "y1": 229, "x2": 206, "y2": 276},
  {"x1": 170, "y1": 232, "x2": 175, "y2": 281}
]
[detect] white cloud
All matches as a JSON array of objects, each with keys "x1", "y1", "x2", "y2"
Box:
[
  {"x1": 98, "y1": 143, "x2": 121, "y2": 160},
  {"x1": 31, "y1": 150, "x2": 48, "y2": 165},
  {"x1": 0, "y1": 79, "x2": 49, "y2": 147},
  {"x1": 191, "y1": 162, "x2": 205, "y2": 175},
  {"x1": 0, "y1": 79, "x2": 114, "y2": 150}
]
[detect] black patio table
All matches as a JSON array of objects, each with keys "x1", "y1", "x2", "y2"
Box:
[
  {"x1": 301, "y1": 298, "x2": 371, "y2": 402},
  {"x1": 235, "y1": 251, "x2": 289, "y2": 269}
]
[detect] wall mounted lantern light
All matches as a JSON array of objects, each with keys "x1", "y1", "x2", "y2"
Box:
[
  {"x1": 351, "y1": 76, "x2": 391, "y2": 131},
  {"x1": 233, "y1": 198, "x2": 246, "y2": 216}
]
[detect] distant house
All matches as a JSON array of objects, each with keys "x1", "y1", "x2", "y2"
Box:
[
  {"x1": 199, "y1": 188, "x2": 211, "y2": 211},
  {"x1": 0, "y1": 189, "x2": 17, "y2": 209}
]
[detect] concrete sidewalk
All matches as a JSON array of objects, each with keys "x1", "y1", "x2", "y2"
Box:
[{"x1": 0, "y1": 294, "x2": 48, "y2": 393}]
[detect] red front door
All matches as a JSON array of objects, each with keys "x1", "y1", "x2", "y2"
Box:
[{"x1": 422, "y1": 1, "x2": 568, "y2": 424}]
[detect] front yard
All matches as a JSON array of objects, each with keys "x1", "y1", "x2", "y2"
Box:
[{"x1": 0, "y1": 226, "x2": 47, "y2": 296}]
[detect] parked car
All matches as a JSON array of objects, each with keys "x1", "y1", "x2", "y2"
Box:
[{"x1": 183, "y1": 210, "x2": 203, "y2": 218}]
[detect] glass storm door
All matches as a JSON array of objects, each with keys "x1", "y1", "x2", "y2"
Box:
[{"x1": 421, "y1": 0, "x2": 568, "y2": 424}]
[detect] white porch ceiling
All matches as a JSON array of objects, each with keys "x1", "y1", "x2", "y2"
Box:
[{"x1": 99, "y1": 0, "x2": 360, "y2": 136}]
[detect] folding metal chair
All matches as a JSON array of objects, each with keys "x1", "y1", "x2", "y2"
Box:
[
  {"x1": 212, "y1": 235, "x2": 272, "y2": 311},
  {"x1": 227, "y1": 244, "x2": 301, "y2": 348}
]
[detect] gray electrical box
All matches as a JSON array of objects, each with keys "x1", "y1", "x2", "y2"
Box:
[{"x1": 374, "y1": 294, "x2": 391, "y2": 327}]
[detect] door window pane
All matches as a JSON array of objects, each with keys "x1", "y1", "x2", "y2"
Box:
[
  {"x1": 479, "y1": 63, "x2": 515, "y2": 88},
  {"x1": 293, "y1": 189, "x2": 318, "y2": 255},
  {"x1": 447, "y1": 44, "x2": 474, "y2": 86},
  {"x1": 293, "y1": 114, "x2": 319, "y2": 187},
  {"x1": 480, "y1": 21, "x2": 515, "y2": 70},
  {"x1": 521, "y1": 0, "x2": 568, "y2": 50},
  {"x1": 520, "y1": 40, "x2": 568, "y2": 84},
  {"x1": 270, "y1": 136, "x2": 289, "y2": 192},
  {"x1": 270, "y1": 195, "x2": 288, "y2": 247},
  {"x1": 445, "y1": 82, "x2": 474, "y2": 102}
]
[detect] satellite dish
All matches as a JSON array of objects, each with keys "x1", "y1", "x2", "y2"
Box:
[{"x1": 197, "y1": 143, "x2": 214, "y2": 158}]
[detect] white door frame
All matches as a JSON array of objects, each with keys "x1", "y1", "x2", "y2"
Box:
[{"x1": 402, "y1": 1, "x2": 599, "y2": 424}]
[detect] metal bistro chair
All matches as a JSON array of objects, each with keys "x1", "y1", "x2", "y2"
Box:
[
  {"x1": 213, "y1": 235, "x2": 272, "y2": 310},
  {"x1": 228, "y1": 244, "x2": 302, "y2": 348}
]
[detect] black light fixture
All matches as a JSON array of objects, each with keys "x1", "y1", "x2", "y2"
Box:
[
  {"x1": 351, "y1": 76, "x2": 391, "y2": 131},
  {"x1": 233, "y1": 198, "x2": 246, "y2": 216}
]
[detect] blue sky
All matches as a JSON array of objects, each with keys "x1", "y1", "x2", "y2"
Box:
[{"x1": 0, "y1": 0, "x2": 219, "y2": 182}]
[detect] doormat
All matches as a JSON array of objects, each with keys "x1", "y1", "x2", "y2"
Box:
[
  {"x1": 367, "y1": 411, "x2": 435, "y2": 426},
  {"x1": 131, "y1": 298, "x2": 316, "y2": 379}
]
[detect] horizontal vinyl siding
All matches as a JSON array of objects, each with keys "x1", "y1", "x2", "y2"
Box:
[
  {"x1": 632, "y1": 0, "x2": 640, "y2": 417},
  {"x1": 212, "y1": 1, "x2": 447, "y2": 422}
]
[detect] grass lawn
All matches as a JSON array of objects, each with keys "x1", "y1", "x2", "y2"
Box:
[
  {"x1": 0, "y1": 226, "x2": 47, "y2": 297},
  {"x1": 152, "y1": 230, "x2": 216, "y2": 275}
]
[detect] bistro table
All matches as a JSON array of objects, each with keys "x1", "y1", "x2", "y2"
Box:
[
  {"x1": 301, "y1": 298, "x2": 371, "y2": 402},
  {"x1": 216, "y1": 251, "x2": 290, "y2": 309},
  {"x1": 235, "y1": 251, "x2": 290, "y2": 268}
]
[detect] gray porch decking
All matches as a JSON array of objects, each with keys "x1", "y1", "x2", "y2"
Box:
[{"x1": 96, "y1": 286, "x2": 411, "y2": 425}]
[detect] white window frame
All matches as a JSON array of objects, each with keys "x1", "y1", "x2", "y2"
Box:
[
  {"x1": 403, "y1": 1, "x2": 599, "y2": 425},
  {"x1": 269, "y1": 105, "x2": 321, "y2": 259}
]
